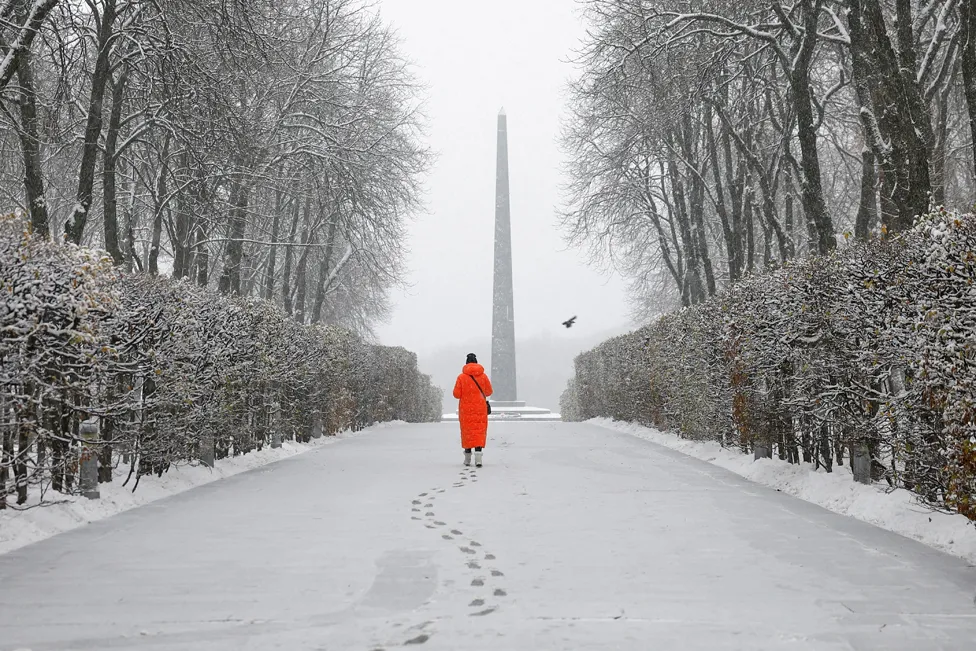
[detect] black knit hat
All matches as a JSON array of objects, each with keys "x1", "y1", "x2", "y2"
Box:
[{"x1": 465, "y1": 353, "x2": 478, "y2": 364}]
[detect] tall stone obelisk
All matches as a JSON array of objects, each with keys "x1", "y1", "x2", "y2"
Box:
[{"x1": 491, "y1": 109, "x2": 517, "y2": 401}]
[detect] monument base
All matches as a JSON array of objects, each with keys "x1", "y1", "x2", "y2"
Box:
[{"x1": 442, "y1": 400, "x2": 562, "y2": 422}]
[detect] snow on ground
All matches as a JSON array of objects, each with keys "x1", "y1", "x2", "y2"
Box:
[
  {"x1": 0, "y1": 421, "x2": 403, "y2": 556},
  {"x1": 591, "y1": 417, "x2": 976, "y2": 565},
  {"x1": 2, "y1": 420, "x2": 975, "y2": 650}
]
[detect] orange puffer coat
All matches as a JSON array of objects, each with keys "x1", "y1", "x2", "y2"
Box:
[{"x1": 453, "y1": 363, "x2": 493, "y2": 449}]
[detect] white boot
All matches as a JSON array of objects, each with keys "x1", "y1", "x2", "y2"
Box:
[
  {"x1": 463, "y1": 451, "x2": 472, "y2": 466},
  {"x1": 474, "y1": 451, "x2": 483, "y2": 467}
]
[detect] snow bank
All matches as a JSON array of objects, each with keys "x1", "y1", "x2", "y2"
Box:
[
  {"x1": 0, "y1": 421, "x2": 405, "y2": 556},
  {"x1": 591, "y1": 418, "x2": 976, "y2": 565}
]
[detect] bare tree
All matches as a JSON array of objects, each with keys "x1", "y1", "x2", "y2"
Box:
[{"x1": 564, "y1": 0, "x2": 976, "y2": 312}]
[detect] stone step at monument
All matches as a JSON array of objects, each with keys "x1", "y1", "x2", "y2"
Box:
[{"x1": 442, "y1": 402, "x2": 562, "y2": 422}]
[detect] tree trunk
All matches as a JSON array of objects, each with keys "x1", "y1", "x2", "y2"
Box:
[
  {"x1": 282, "y1": 197, "x2": 306, "y2": 315},
  {"x1": 50, "y1": 409, "x2": 64, "y2": 493},
  {"x1": 744, "y1": 189, "x2": 756, "y2": 274},
  {"x1": 850, "y1": 0, "x2": 933, "y2": 233},
  {"x1": 98, "y1": 380, "x2": 116, "y2": 483},
  {"x1": 172, "y1": 161, "x2": 198, "y2": 280},
  {"x1": 893, "y1": 0, "x2": 934, "y2": 215},
  {"x1": 706, "y1": 110, "x2": 739, "y2": 282},
  {"x1": 680, "y1": 112, "x2": 716, "y2": 295},
  {"x1": 15, "y1": 45, "x2": 48, "y2": 237},
  {"x1": 194, "y1": 220, "x2": 208, "y2": 286},
  {"x1": 219, "y1": 174, "x2": 249, "y2": 295},
  {"x1": 725, "y1": 132, "x2": 747, "y2": 273},
  {"x1": 781, "y1": 141, "x2": 799, "y2": 258},
  {"x1": 791, "y1": 0, "x2": 834, "y2": 254},
  {"x1": 122, "y1": 166, "x2": 138, "y2": 272},
  {"x1": 692, "y1": 196, "x2": 716, "y2": 296},
  {"x1": 819, "y1": 422, "x2": 833, "y2": 473},
  {"x1": 263, "y1": 189, "x2": 282, "y2": 300},
  {"x1": 0, "y1": 428, "x2": 10, "y2": 509},
  {"x1": 714, "y1": 102, "x2": 789, "y2": 261},
  {"x1": 293, "y1": 228, "x2": 313, "y2": 324},
  {"x1": 98, "y1": 419, "x2": 113, "y2": 484},
  {"x1": 644, "y1": 179, "x2": 683, "y2": 292},
  {"x1": 930, "y1": 93, "x2": 950, "y2": 207},
  {"x1": 854, "y1": 150, "x2": 878, "y2": 240},
  {"x1": 961, "y1": 0, "x2": 976, "y2": 181},
  {"x1": 654, "y1": 171, "x2": 685, "y2": 298},
  {"x1": 172, "y1": 194, "x2": 193, "y2": 279},
  {"x1": 66, "y1": 0, "x2": 118, "y2": 244},
  {"x1": 667, "y1": 158, "x2": 703, "y2": 304},
  {"x1": 311, "y1": 219, "x2": 339, "y2": 323},
  {"x1": 15, "y1": 421, "x2": 29, "y2": 504},
  {"x1": 102, "y1": 67, "x2": 127, "y2": 264},
  {"x1": 148, "y1": 137, "x2": 170, "y2": 276}
]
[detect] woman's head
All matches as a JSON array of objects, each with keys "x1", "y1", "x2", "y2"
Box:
[{"x1": 465, "y1": 353, "x2": 478, "y2": 364}]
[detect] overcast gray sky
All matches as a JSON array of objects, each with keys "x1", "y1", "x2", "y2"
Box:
[{"x1": 374, "y1": 0, "x2": 632, "y2": 355}]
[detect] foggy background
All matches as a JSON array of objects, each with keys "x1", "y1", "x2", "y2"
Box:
[{"x1": 374, "y1": 0, "x2": 633, "y2": 411}]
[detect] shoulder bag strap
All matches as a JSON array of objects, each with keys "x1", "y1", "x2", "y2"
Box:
[{"x1": 468, "y1": 374, "x2": 487, "y2": 399}]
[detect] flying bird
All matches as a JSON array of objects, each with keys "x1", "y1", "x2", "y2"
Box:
[{"x1": 562, "y1": 316, "x2": 577, "y2": 329}]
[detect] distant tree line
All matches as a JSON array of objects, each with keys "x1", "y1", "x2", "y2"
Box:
[
  {"x1": 564, "y1": 0, "x2": 976, "y2": 314},
  {"x1": 1, "y1": 214, "x2": 442, "y2": 508},
  {"x1": 563, "y1": 209, "x2": 976, "y2": 523}
]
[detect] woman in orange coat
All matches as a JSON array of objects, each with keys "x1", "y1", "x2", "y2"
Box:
[{"x1": 453, "y1": 353, "x2": 493, "y2": 467}]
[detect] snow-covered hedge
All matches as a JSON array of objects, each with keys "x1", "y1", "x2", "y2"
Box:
[
  {"x1": 565, "y1": 210, "x2": 976, "y2": 522},
  {"x1": 1, "y1": 215, "x2": 441, "y2": 507}
]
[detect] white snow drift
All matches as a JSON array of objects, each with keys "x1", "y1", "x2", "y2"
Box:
[
  {"x1": 0, "y1": 423, "x2": 402, "y2": 556},
  {"x1": 592, "y1": 417, "x2": 976, "y2": 565}
]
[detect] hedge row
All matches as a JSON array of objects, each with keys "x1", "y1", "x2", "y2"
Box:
[
  {"x1": 0, "y1": 215, "x2": 441, "y2": 507},
  {"x1": 563, "y1": 210, "x2": 976, "y2": 521}
]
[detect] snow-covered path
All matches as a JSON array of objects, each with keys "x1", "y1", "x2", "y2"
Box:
[{"x1": 1, "y1": 422, "x2": 974, "y2": 651}]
